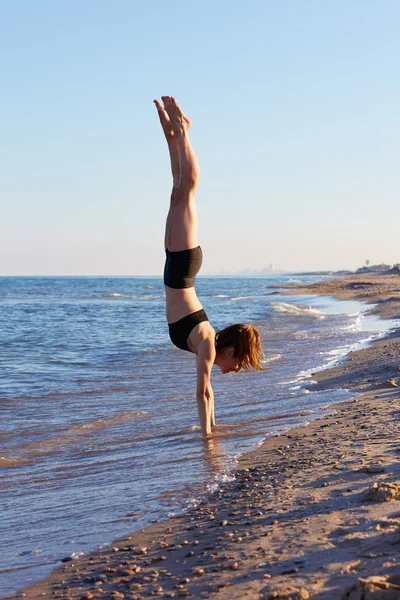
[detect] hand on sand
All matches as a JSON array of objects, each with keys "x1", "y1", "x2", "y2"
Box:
[{"x1": 153, "y1": 96, "x2": 191, "y2": 137}]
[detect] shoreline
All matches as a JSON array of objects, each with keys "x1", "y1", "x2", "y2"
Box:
[{"x1": 8, "y1": 273, "x2": 400, "y2": 599}]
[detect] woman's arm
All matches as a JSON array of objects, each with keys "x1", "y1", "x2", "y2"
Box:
[
  {"x1": 210, "y1": 390, "x2": 216, "y2": 428},
  {"x1": 196, "y1": 338, "x2": 216, "y2": 437}
]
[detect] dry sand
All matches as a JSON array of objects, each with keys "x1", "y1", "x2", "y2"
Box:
[{"x1": 8, "y1": 274, "x2": 400, "y2": 600}]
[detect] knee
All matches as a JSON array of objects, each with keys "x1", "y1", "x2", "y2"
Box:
[
  {"x1": 177, "y1": 168, "x2": 200, "y2": 192},
  {"x1": 172, "y1": 183, "x2": 197, "y2": 204},
  {"x1": 189, "y1": 166, "x2": 200, "y2": 188}
]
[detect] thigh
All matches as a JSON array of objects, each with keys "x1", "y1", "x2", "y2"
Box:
[{"x1": 165, "y1": 189, "x2": 199, "y2": 251}]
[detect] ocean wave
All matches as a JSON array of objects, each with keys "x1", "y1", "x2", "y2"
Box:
[
  {"x1": 17, "y1": 412, "x2": 149, "y2": 458},
  {"x1": 261, "y1": 354, "x2": 282, "y2": 364},
  {"x1": 103, "y1": 293, "x2": 165, "y2": 300},
  {"x1": 288, "y1": 386, "x2": 311, "y2": 394},
  {"x1": 293, "y1": 330, "x2": 313, "y2": 339},
  {"x1": 72, "y1": 411, "x2": 148, "y2": 432},
  {"x1": 10, "y1": 387, "x2": 130, "y2": 402},
  {"x1": 271, "y1": 302, "x2": 324, "y2": 318},
  {"x1": 291, "y1": 339, "x2": 362, "y2": 382},
  {"x1": 340, "y1": 317, "x2": 362, "y2": 331},
  {"x1": 231, "y1": 296, "x2": 253, "y2": 301}
]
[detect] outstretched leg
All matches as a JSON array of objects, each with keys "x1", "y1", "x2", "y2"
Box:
[
  {"x1": 154, "y1": 99, "x2": 180, "y2": 187},
  {"x1": 154, "y1": 96, "x2": 200, "y2": 252}
]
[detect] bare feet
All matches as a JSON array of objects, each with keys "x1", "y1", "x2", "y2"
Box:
[
  {"x1": 153, "y1": 99, "x2": 175, "y2": 141},
  {"x1": 157, "y1": 96, "x2": 191, "y2": 136}
]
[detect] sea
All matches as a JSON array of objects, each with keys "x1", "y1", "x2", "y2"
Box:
[{"x1": 0, "y1": 275, "x2": 397, "y2": 596}]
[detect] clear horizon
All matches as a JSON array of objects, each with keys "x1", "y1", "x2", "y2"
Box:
[
  {"x1": 1, "y1": 1, "x2": 399, "y2": 276},
  {"x1": 0, "y1": 262, "x2": 397, "y2": 278}
]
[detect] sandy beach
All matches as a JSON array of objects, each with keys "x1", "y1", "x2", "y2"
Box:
[{"x1": 9, "y1": 273, "x2": 400, "y2": 600}]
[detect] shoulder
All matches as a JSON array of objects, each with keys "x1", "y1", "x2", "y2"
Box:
[
  {"x1": 188, "y1": 319, "x2": 215, "y2": 353},
  {"x1": 198, "y1": 334, "x2": 215, "y2": 356}
]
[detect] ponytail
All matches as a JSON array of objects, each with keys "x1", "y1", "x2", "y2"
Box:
[{"x1": 215, "y1": 323, "x2": 263, "y2": 371}]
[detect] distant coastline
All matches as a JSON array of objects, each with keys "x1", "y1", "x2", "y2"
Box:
[
  {"x1": 208, "y1": 261, "x2": 400, "y2": 278},
  {"x1": 2, "y1": 262, "x2": 399, "y2": 279}
]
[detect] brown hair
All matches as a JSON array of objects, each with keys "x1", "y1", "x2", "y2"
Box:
[{"x1": 215, "y1": 323, "x2": 263, "y2": 371}]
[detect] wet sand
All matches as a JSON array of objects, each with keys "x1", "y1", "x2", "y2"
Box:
[
  {"x1": 282, "y1": 272, "x2": 400, "y2": 321},
  {"x1": 9, "y1": 274, "x2": 400, "y2": 599}
]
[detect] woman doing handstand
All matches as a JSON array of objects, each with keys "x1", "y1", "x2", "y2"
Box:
[{"x1": 154, "y1": 96, "x2": 263, "y2": 437}]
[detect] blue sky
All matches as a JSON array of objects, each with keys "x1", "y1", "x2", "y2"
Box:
[{"x1": 1, "y1": 0, "x2": 399, "y2": 275}]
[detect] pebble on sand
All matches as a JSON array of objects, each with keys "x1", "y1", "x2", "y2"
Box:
[{"x1": 363, "y1": 481, "x2": 400, "y2": 502}]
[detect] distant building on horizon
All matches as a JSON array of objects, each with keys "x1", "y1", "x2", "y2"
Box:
[
  {"x1": 355, "y1": 263, "x2": 395, "y2": 274},
  {"x1": 209, "y1": 263, "x2": 282, "y2": 277}
]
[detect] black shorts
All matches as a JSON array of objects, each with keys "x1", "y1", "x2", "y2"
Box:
[
  {"x1": 163, "y1": 246, "x2": 203, "y2": 289},
  {"x1": 164, "y1": 246, "x2": 209, "y2": 352},
  {"x1": 168, "y1": 309, "x2": 209, "y2": 353}
]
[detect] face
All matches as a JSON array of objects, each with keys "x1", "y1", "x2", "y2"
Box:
[{"x1": 218, "y1": 347, "x2": 241, "y2": 374}]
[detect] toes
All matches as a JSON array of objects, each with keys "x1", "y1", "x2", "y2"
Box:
[
  {"x1": 154, "y1": 101, "x2": 167, "y2": 120},
  {"x1": 154, "y1": 99, "x2": 168, "y2": 117},
  {"x1": 160, "y1": 96, "x2": 178, "y2": 107},
  {"x1": 154, "y1": 98, "x2": 174, "y2": 137}
]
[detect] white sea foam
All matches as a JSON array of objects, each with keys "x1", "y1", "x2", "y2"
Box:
[
  {"x1": 340, "y1": 316, "x2": 363, "y2": 331},
  {"x1": 206, "y1": 482, "x2": 220, "y2": 494},
  {"x1": 204, "y1": 470, "x2": 236, "y2": 496},
  {"x1": 231, "y1": 296, "x2": 253, "y2": 301},
  {"x1": 219, "y1": 473, "x2": 236, "y2": 483},
  {"x1": 261, "y1": 354, "x2": 282, "y2": 364},
  {"x1": 291, "y1": 334, "x2": 376, "y2": 383},
  {"x1": 70, "y1": 551, "x2": 85, "y2": 559},
  {"x1": 271, "y1": 302, "x2": 324, "y2": 318},
  {"x1": 185, "y1": 497, "x2": 201, "y2": 510},
  {"x1": 104, "y1": 293, "x2": 165, "y2": 300}
]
